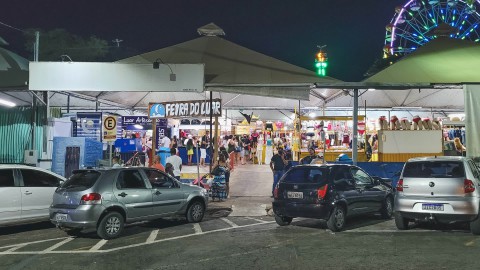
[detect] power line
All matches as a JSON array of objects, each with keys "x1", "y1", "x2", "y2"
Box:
[{"x1": 0, "y1": 20, "x2": 27, "y2": 33}]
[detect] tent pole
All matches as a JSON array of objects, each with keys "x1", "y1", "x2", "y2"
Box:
[
  {"x1": 209, "y1": 90, "x2": 213, "y2": 173},
  {"x1": 353, "y1": 89, "x2": 359, "y2": 165}
]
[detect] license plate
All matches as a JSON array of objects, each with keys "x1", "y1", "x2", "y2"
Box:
[
  {"x1": 55, "y1": 213, "x2": 68, "y2": 221},
  {"x1": 287, "y1": 192, "x2": 303, "y2": 199},
  {"x1": 422, "y1": 204, "x2": 444, "y2": 211}
]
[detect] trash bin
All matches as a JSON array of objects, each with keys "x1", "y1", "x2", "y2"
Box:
[{"x1": 157, "y1": 147, "x2": 171, "y2": 167}]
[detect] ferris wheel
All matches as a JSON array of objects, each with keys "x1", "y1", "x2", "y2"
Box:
[{"x1": 384, "y1": 0, "x2": 480, "y2": 57}]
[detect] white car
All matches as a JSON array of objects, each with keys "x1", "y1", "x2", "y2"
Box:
[{"x1": 0, "y1": 165, "x2": 65, "y2": 226}]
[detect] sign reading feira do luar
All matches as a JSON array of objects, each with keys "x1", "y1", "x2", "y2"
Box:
[{"x1": 149, "y1": 99, "x2": 222, "y2": 118}]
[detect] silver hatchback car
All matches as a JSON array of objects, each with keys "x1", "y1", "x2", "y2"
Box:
[
  {"x1": 50, "y1": 167, "x2": 208, "y2": 239},
  {"x1": 395, "y1": 156, "x2": 480, "y2": 234}
]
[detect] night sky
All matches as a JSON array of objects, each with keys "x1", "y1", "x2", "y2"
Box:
[{"x1": 0, "y1": 0, "x2": 406, "y2": 81}]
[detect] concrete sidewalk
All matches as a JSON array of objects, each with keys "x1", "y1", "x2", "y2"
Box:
[{"x1": 209, "y1": 163, "x2": 274, "y2": 217}]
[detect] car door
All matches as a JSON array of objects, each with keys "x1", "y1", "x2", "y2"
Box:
[
  {"x1": 350, "y1": 167, "x2": 383, "y2": 212},
  {"x1": 332, "y1": 167, "x2": 363, "y2": 215},
  {"x1": 143, "y1": 169, "x2": 185, "y2": 215},
  {"x1": 19, "y1": 168, "x2": 62, "y2": 220},
  {"x1": 114, "y1": 169, "x2": 153, "y2": 220},
  {"x1": 0, "y1": 168, "x2": 21, "y2": 224}
]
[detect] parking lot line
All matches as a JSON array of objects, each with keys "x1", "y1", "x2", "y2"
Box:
[
  {"x1": 89, "y1": 239, "x2": 109, "y2": 251},
  {"x1": 5, "y1": 244, "x2": 27, "y2": 252},
  {"x1": 244, "y1": 217, "x2": 271, "y2": 224},
  {"x1": 41, "y1": 237, "x2": 75, "y2": 253},
  {"x1": 193, "y1": 223, "x2": 203, "y2": 234},
  {"x1": 146, "y1": 230, "x2": 159, "y2": 243},
  {"x1": 221, "y1": 218, "x2": 238, "y2": 227},
  {"x1": 0, "y1": 237, "x2": 68, "y2": 250}
]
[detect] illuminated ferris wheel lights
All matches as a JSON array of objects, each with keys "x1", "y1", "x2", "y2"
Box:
[
  {"x1": 410, "y1": 1, "x2": 422, "y2": 11},
  {"x1": 448, "y1": 0, "x2": 458, "y2": 7}
]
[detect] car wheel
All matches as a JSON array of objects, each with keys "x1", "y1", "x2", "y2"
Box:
[
  {"x1": 380, "y1": 197, "x2": 394, "y2": 219},
  {"x1": 97, "y1": 212, "x2": 124, "y2": 240},
  {"x1": 470, "y1": 216, "x2": 480, "y2": 235},
  {"x1": 274, "y1": 214, "x2": 293, "y2": 226},
  {"x1": 65, "y1": 228, "x2": 83, "y2": 237},
  {"x1": 186, "y1": 201, "x2": 205, "y2": 223},
  {"x1": 394, "y1": 212, "x2": 409, "y2": 230},
  {"x1": 327, "y1": 206, "x2": 346, "y2": 232}
]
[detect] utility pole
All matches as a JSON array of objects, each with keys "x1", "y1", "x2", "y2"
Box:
[{"x1": 112, "y1": 38, "x2": 123, "y2": 47}]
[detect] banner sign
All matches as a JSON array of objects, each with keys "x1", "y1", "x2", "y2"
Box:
[
  {"x1": 155, "y1": 126, "x2": 170, "y2": 149},
  {"x1": 29, "y1": 62, "x2": 204, "y2": 92},
  {"x1": 74, "y1": 112, "x2": 102, "y2": 141},
  {"x1": 149, "y1": 99, "x2": 222, "y2": 119}
]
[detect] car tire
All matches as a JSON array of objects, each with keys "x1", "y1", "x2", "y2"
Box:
[
  {"x1": 470, "y1": 216, "x2": 480, "y2": 235},
  {"x1": 65, "y1": 228, "x2": 83, "y2": 237},
  {"x1": 327, "y1": 206, "x2": 346, "y2": 232},
  {"x1": 186, "y1": 201, "x2": 205, "y2": 223},
  {"x1": 394, "y1": 212, "x2": 409, "y2": 230},
  {"x1": 97, "y1": 212, "x2": 124, "y2": 240},
  {"x1": 380, "y1": 197, "x2": 394, "y2": 219},
  {"x1": 274, "y1": 214, "x2": 293, "y2": 226}
]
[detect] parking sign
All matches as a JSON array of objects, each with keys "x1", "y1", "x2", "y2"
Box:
[{"x1": 103, "y1": 116, "x2": 117, "y2": 142}]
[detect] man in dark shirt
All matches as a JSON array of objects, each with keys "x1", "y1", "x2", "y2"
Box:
[
  {"x1": 200, "y1": 131, "x2": 210, "y2": 167},
  {"x1": 300, "y1": 148, "x2": 316, "y2": 165},
  {"x1": 241, "y1": 134, "x2": 251, "y2": 162},
  {"x1": 270, "y1": 148, "x2": 287, "y2": 196}
]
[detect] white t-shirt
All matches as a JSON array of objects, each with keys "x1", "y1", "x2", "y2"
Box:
[
  {"x1": 161, "y1": 137, "x2": 171, "y2": 148},
  {"x1": 166, "y1": 155, "x2": 182, "y2": 177}
]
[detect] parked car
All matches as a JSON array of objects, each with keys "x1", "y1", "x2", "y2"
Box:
[
  {"x1": 272, "y1": 164, "x2": 394, "y2": 231},
  {"x1": 0, "y1": 165, "x2": 65, "y2": 226},
  {"x1": 395, "y1": 156, "x2": 480, "y2": 234},
  {"x1": 50, "y1": 167, "x2": 208, "y2": 239}
]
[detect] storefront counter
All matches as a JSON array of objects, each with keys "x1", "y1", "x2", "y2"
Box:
[
  {"x1": 178, "y1": 146, "x2": 211, "y2": 165},
  {"x1": 299, "y1": 149, "x2": 367, "y2": 162}
]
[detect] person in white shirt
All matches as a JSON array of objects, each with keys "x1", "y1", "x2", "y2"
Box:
[
  {"x1": 160, "y1": 135, "x2": 171, "y2": 148},
  {"x1": 165, "y1": 147, "x2": 182, "y2": 180}
]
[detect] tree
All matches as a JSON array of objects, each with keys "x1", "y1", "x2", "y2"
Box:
[{"x1": 23, "y1": 28, "x2": 109, "y2": 61}]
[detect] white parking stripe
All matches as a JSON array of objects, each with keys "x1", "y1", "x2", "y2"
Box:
[
  {"x1": 244, "y1": 217, "x2": 271, "y2": 223},
  {"x1": 41, "y1": 237, "x2": 75, "y2": 252},
  {"x1": 5, "y1": 244, "x2": 27, "y2": 252},
  {"x1": 0, "y1": 221, "x2": 276, "y2": 255},
  {"x1": 221, "y1": 218, "x2": 238, "y2": 227},
  {"x1": 193, "y1": 223, "x2": 203, "y2": 234},
  {"x1": 0, "y1": 237, "x2": 68, "y2": 250},
  {"x1": 89, "y1": 239, "x2": 108, "y2": 251},
  {"x1": 146, "y1": 230, "x2": 159, "y2": 243}
]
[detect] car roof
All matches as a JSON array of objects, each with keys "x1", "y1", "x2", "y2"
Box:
[
  {"x1": 407, "y1": 156, "x2": 466, "y2": 162},
  {"x1": 0, "y1": 164, "x2": 66, "y2": 179},
  {"x1": 293, "y1": 164, "x2": 355, "y2": 169}
]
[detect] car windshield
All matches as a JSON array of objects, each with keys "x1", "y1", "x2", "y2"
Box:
[
  {"x1": 61, "y1": 171, "x2": 101, "y2": 190},
  {"x1": 403, "y1": 161, "x2": 465, "y2": 178},
  {"x1": 282, "y1": 167, "x2": 330, "y2": 184}
]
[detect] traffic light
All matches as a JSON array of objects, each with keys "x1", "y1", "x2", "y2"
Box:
[{"x1": 315, "y1": 50, "x2": 328, "y2": 77}]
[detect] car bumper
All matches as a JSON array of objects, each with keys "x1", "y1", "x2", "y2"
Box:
[
  {"x1": 272, "y1": 200, "x2": 332, "y2": 219},
  {"x1": 394, "y1": 195, "x2": 479, "y2": 222},
  {"x1": 49, "y1": 204, "x2": 106, "y2": 230}
]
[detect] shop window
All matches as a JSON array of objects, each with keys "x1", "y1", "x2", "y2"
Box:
[{"x1": 191, "y1": 119, "x2": 201, "y2": 125}]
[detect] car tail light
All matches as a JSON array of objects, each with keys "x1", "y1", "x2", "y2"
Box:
[
  {"x1": 317, "y1": 184, "x2": 329, "y2": 199},
  {"x1": 80, "y1": 193, "x2": 102, "y2": 205},
  {"x1": 464, "y1": 179, "x2": 476, "y2": 193},
  {"x1": 273, "y1": 187, "x2": 279, "y2": 199},
  {"x1": 396, "y1": 179, "x2": 404, "y2": 192}
]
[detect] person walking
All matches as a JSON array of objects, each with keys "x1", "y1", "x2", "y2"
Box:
[
  {"x1": 227, "y1": 136, "x2": 236, "y2": 171},
  {"x1": 186, "y1": 138, "x2": 194, "y2": 165},
  {"x1": 165, "y1": 148, "x2": 182, "y2": 180},
  {"x1": 200, "y1": 131, "x2": 210, "y2": 167},
  {"x1": 270, "y1": 148, "x2": 287, "y2": 197}
]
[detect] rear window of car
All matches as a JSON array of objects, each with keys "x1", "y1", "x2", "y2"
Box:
[
  {"x1": 61, "y1": 171, "x2": 101, "y2": 190},
  {"x1": 403, "y1": 161, "x2": 465, "y2": 178},
  {"x1": 282, "y1": 167, "x2": 330, "y2": 184}
]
